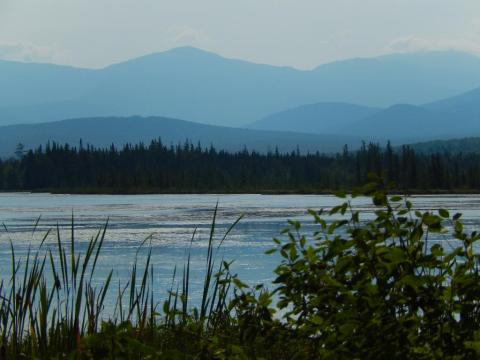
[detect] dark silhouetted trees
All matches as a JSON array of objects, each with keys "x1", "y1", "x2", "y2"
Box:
[{"x1": 0, "y1": 139, "x2": 479, "y2": 192}]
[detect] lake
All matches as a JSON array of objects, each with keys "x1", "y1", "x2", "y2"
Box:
[{"x1": 0, "y1": 193, "x2": 479, "y2": 309}]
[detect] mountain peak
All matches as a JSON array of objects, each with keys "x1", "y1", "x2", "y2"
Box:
[
  {"x1": 155, "y1": 46, "x2": 223, "y2": 59},
  {"x1": 107, "y1": 46, "x2": 224, "y2": 69},
  {"x1": 164, "y1": 46, "x2": 214, "y2": 55}
]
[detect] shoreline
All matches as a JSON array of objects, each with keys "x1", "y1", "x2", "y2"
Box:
[{"x1": 2, "y1": 188, "x2": 480, "y2": 196}]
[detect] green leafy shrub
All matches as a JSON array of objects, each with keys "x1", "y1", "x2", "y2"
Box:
[{"x1": 267, "y1": 181, "x2": 480, "y2": 359}]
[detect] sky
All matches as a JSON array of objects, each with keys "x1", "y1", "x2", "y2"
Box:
[{"x1": 0, "y1": 0, "x2": 479, "y2": 69}]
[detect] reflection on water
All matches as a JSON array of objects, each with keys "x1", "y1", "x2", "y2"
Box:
[{"x1": 0, "y1": 193, "x2": 479, "y2": 307}]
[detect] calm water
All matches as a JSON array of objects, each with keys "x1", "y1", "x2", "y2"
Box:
[{"x1": 0, "y1": 193, "x2": 479, "y2": 308}]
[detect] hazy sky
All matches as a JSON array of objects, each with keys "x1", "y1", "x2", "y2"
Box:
[{"x1": 1, "y1": 0, "x2": 479, "y2": 69}]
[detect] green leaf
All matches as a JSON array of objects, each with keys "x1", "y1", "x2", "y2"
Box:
[
  {"x1": 455, "y1": 221, "x2": 464, "y2": 233},
  {"x1": 233, "y1": 278, "x2": 248, "y2": 289},
  {"x1": 390, "y1": 195, "x2": 402, "y2": 202},
  {"x1": 439, "y1": 208, "x2": 450, "y2": 218}
]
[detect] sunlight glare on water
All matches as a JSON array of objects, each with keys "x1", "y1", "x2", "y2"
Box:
[{"x1": 0, "y1": 193, "x2": 479, "y2": 309}]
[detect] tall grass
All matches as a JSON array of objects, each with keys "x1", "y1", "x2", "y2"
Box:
[{"x1": 0, "y1": 204, "x2": 242, "y2": 358}]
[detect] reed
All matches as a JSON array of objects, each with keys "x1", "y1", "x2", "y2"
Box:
[{"x1": 0, "y1": 205, "x2": 245, "y2": 359}]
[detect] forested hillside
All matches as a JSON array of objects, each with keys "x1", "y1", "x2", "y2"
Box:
[
  {"x1": 0, "y1": 116, "x2": 367, "y2": 157},
  {"x1": 409, "y1": 137, "x2": 480, "y2": 154},
  {"x1": 2, "y1": 140, "x2": 479, "y2": 193}
]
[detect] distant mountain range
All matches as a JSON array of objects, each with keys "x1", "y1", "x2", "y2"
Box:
[
  {"x1": 0, "y1": 116, "x2": 371, "y2": 157},
  {"x1": 247, "y1": 102, "x2": 381, "y2": 134},
  {"x1": 2, "y1": 47, "x2": 480, "y2": 128},
  {"x1": 248, "y1": 84, "x2": 480, "y2": 142},
  {"x1": 2, "y1": 47, "x2": 480, "y2": 153}
]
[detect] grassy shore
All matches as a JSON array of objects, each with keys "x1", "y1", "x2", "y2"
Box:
[{"x1": 2, "y1": 181, "x2": 480, "y2": 358}]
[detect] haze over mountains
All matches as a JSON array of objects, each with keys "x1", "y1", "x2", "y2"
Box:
[
  {"x1": 0, "y1": 116, "x2": 367, "y2": 157},
  {"x1": 247, "y1": 102, "x2": 379, "y2": 135},
  {"x1": 2, "y1": 47, "x2": 480, "y2": 155},
  {"x1": 2, "y1": 47, "x2": 480, "y2": 127},
  {"x1": 247, "y1": 102, "x2": 381, "y2": 134},
  {"x1": 249, "y1": 87, "x2": 480, "y2": 142}
]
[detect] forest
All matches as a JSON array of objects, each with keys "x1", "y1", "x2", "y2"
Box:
[{"x1": 1, "y1": 139, "x2": 479, "y2": 193}]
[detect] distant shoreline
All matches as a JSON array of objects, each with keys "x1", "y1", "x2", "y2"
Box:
[{"x1": 2, "y1": 188, "x2": 480, "y2": 196}]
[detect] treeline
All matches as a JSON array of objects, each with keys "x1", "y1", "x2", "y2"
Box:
[{"x1": 1, "y1": 139, "x2": 480, "y2": 192}]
